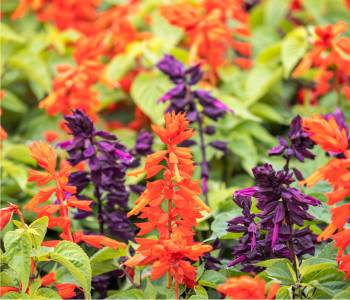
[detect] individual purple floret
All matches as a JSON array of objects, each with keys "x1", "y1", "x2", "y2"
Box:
[
  {"x1": 157, "y1": 54, "x2": 232, "y2": 202},
  {"x1": 268, "y1": 115, "x2": 315, "y2": 163},
  {"x1": 60, "y1": 109, "x2": 135, "y2": 241},
  {"x1": 202, "y1": 238, "x2": 222, "y2": 271}
]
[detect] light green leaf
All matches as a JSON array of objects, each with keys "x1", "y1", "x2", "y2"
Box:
[
  {"x1": 50, "y1": 241, "x2": 91, "y2": 299},
  {"x1": 198, "y1": 270, "x2": 226, "y2": 289},
  {"x1": 34, "y1": 287, "x2": 62, "y2": 299},
  {"x1": 1, "y1": 90, "x2": 27, "y2": 113},
  {"x1": 0, "y1": 23, "x2": 25, "y2": 43},
  {"x1": 194, "y1": 285, "x2": 208, "y2": 299},
  {"x1": 3, "y1": 144, "x2": 35, "y2": 165},
  {"x1": 1, "y1": 292, "x2": 29, "y2": 299},
  {"x1": 264, "y1": 0, "x2": 291, "y2": 27},
  {"x1": 0, "y1": 160, "x2": 27, "y2": 190},
  {"x1": 282, "y1": 27, "x2": 308, "y2": 77},
  {"x1": 258, "y1": 259, "x2": 297, "y2": 284},
  {"x1": 333, "y1": 287, "x2": 350, "y2": 299},
  {"x1": 151, "y1": 14, "x2": 183, "y2": 50},
  {"x1": 0, "y1": 269, "x2": 18, "y2": 287},
  {"x1": 245, "y1": 66, "x2": 283, "y2": 105},
  {"x1": 131, "y1": 72, "x2": 172, "y2": 124},
  {"x1": 210, "y1": 210, "x2": 241, "y2": 240},
  {"x1": 4, "y1": 230, "x2": 32, "y2": 293},
  {"x1": 250, "y1": 102, "x2": 285, "y2": 123},
  {"x1": 276, "y1": 286, "x2": 293, "y2": 299},
  {"x1": 90, "y1": 247, "x2": 124, "y2": 277},
  {"x1": 28, "y1": 216, "x2": 48, "y2": 248},
  {"x1": 9, "y1": 50, "x2": 51, "y2": 95},
  {"x1": 144, "y1": 277, "x2": 157, "y2": 299},
  {"x1": 107, "y1": 289, "x2": 145, "y2": 299}
]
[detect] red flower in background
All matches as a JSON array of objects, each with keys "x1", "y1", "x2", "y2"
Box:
[
  {"x1": 293, "y1": 22, "x2": 350, "y2": 104},
  {"x1": 161, "y1": 0, "x2": 252, "y2": 82},
  {"x1": 217, "y1": 275, "x2": 279, "y2": 299}
]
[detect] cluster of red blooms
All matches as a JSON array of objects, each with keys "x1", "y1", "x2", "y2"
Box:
[
  {"x1": 161, "y1": 0, "x2": 252, "y2": 83},
  {"x1": 12, "y1": 0, "x2": 145, "y2": 121},
  {"x1": 217, "y1": 275, "x2": 279, "y2": 300},
  {"x1": 0, "y1": 142, "x2": 126, "y2": 297},
  {"x1": 124, "y1": 112, "x2": 212, "y2": 299},
  {"x1": 300, "y1": 113, "x2": 350, "y2": 277},
  {"x1": 293, "y1": 21, "x2": 350, "y2": 105},
  {"x1": 23, "y1": 142, "x2": 125, "y2": 250}
]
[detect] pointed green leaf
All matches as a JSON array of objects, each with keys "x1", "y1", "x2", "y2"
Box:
[
  {"x1": 4, "y1": 230, "x2": 32, "y2": 293},
  {"x1": 50, "y1": 241, "x2": 91, "y2": 299}
]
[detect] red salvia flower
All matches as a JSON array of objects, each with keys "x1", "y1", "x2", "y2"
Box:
[
  {"x1": 293, "y1": 22, "x2": 350, "y2": 104},
  {"x1": 301, "y1": 112, "x2": 350, "y2": 278},
  {"x1": 25, "y1": 141, "x2": 125, "y2": 250},
  {"x1": 217, "y1": 275, "x2": 279, "y2": 299},
  {"x1": 0, "y1": 203, "x2": 19, "y2": 229},
  {"x1": 161, "y1": 0, "x2": 252, "y2": 82},
  {"x1": 125, "y1": 112, "x2": 212, "y2": 299}
]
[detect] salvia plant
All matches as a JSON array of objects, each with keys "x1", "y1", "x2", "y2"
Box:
[{"x1": 1, "y1": 0, "x2": 350, "y2": 300}]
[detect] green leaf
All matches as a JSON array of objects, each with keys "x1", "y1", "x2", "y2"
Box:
[
  {"x1": 1, "y1": 160, "x2": 28, "y2": 190},
  {"x1": 151, "y1": 14, "x2": 183, "y2": 50},
  {"x1": 264, "y1": 0, "x2": 291, "y2": 28},
  {"x1": 144, "y1": 277, "x2": 157, "y2": 299},
  {"x1": 317, "y1": 241, "x2": 337, "y2": 261},
  {"x1": 3, "y1": 144, "x2": 35, "y2": 165},
  {"x1": 1, "y1": 292, "x2": 29, "y2": 299},
  {"x1": 0, "y1": 23, "x2": 25, "y2": 43},
  {"x1": 198, "y1": 270, "x2": 226, "y2": 289},
  {"x1": 1, "y1": 90, "x2": 27, "y2": 113},
  {"x1": 245, "y1": 66, "x2": 283, "y2": 105},
  {"x1": 9, "y1": 49, "x2": 51, "y2": 96},
  {"x1": 333, "y1": 287, "x2": 350, "y2": 299},
  {"x1": 33, "y1": 287, "x2": 62, "y2": 299},
  {"x1": 50, "y1": 241, "x2": 91, "y2": 299},
  {"x1": 104, "y1": 52, "x2": 136, "y2": 83},
  {"x1": 281, "y1": 27, "x2": 308, "y2": 77},
  {"x1": 4, "y1": 230, "x2": 32, "y2": 293},
  {"x1": 0, "y1": 269, "x2": 18, "y2": 287},
  {"x1": 28, "y1": 216, "x2": 48, "y2": 248},
  {"x1": 258, "y1": 259, "x2": 297, "y2": 285},
  {"x1": 276, "y1": 286, "x2": 293, "y2": 299},
  {"x1": 90, "y1": 247, "x2": 124, "y2": 277},
  {"x1": 107, "y1": 289, "x2": 145, "y2": 299},
  {"x1": 194, "y1": 286, "x2": 208, "y2": 299},
  {"x1": 131, "y1": 72, "x2": 172, "y2": 124},
  {"x1": 250, "y1": 102, "x2": 285, "y2": 123},
  {"x1": 229, "y1": 134, "x2": 258, "y2": 173},
  {"x1": 210, "y1": 210, "x2": 241, "y2": 240}
]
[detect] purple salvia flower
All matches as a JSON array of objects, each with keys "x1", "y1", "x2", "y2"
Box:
[
  {"x1": 157, "y1": 55, "x2": 232, "y2": 203},
  {"x1": 61, "y1": 109, "x2": 135, "y2": 241},
  {"x1": 269, "y1": 115, "x2": 315, "y2": 162}
]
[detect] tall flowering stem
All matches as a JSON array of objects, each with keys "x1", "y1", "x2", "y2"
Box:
[
  {"x1": 157, "y1": 55, "x2": 231, "y2": 203},
  {"x1": 60, "y1": 110, "x2": 135, "y2": 241},
  {"x1": 228, "y1": 116, "x2": 320, "y2": 286},
  {"x1": 125, "y1": 112, "x2": 212, "y2": 299},
  {"x1": 24, "y1": 142, "x2": 126, "y2": 250},
  {"x1": 300, "y1": 109, "x2": 350, "y2": 277}
]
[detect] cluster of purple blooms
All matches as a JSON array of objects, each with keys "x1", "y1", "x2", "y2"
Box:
[
  {"x1": 61, "y1": 110, "x2": 153, "y2": 298},
  {"x1": 227, "y1": 116, "x2": 320, "y2": 272},
  {"x1": 157, "y1": 55, "x2": 231, "y2": 200},
  {"x1": 60, "y1": 110, "x2": 152, "y2": 241}
]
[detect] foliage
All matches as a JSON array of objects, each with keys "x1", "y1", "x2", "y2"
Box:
[{"x1": 1, "y1": 0, "x2": 350, "y2": 299}]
